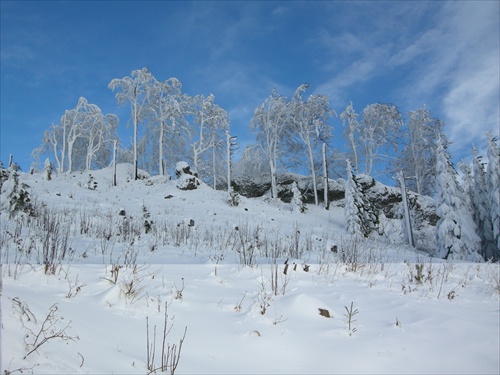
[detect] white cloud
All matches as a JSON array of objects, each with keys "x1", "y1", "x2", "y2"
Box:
[
  {"x1": 431, "y1": 2, "x2": 499, "y2": 156},
  {"x1": 316, "y1": 1, "x2": 499, "y2": 159}
]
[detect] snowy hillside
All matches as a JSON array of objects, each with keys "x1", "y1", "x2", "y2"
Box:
[{"x1": 1, "y1": 165, "x2": 499, "y2": 374}]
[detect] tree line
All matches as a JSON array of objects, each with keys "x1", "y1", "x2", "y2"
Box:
[
  {"x1": 29, "y1": 67, "x2": 500, "y2": 260},
  {"x1": 32, "y1": 68, "x2": 230, "y2": 189},
  {"x1": 32, "y1": 67, "x2": 450, "y2": 196}
]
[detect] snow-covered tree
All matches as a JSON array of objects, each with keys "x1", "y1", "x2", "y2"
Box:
[
  {"x1": 32, "y1": 98, "x2": 119, "y2": 174},
  {"x1": 192, "y1": 94, "x2": 229, "y2": 186},
  {"x1": 226, "y1": 131, "x2": 238, "y2": 194},
  {"x1": 44, "y1": 158, "x2": 53, "y2": 181},
  {"x1": 0, "y1": 161, "x2": 8, "y2": 191},
  {"x1": 32, "y1": 123, "x2": 65, "y2": 173},
  {"x1": 109, "y1": 67, "x2": 154, "y2": 180},
  {"x1": 360, "y1": 103, "x2": 403, "y2": 176},
  {"x1": 250, "y1": 89, "x2": 290, "y2": 202},
  {"x1": 469, "y1": 149, "x2": 496, "y2": 260},
  {"x1": 435, "y1": 138, "x2": 481, "y2": 261},
  {"x1": 485, "y1": 133, "x2": 500, "y2": 257},
  {"x1": 4, "y1": 166, "x2": 32, "y2": 218},
  {"x1": 322, "y1": 142, "x2": 329, "y2": 210},
  {"x1": 344, "y1": 160, "x2": 378, "y2": 237},
  {"x1": 396, "y1": 106, "x2": 446, "y2": 195},
  {"x1": 146, "y1": 77, "x2": 191, "y2": 175},
  {"x1": 340, "y1": 101, "x2": 361, "y2": 173},
  {"x1": 291, "y1": 181, "x2": 306, "y2": 213},
  {"x1": 84, "y1": 109, "x2": 119, "y2": 171},
  {"x1": 289, "y1": 84, "x2": 334, "y2": 206},
  {"x1": 344, "y1": 159, "x2": 362, "y2": 235}
]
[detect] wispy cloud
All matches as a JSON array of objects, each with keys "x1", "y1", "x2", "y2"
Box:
[{"x1": 313, "y1": 1, "x2": 499, "y2": 159}]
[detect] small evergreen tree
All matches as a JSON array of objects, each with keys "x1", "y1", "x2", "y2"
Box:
[
  {"x1": 5, "y1": 166, "x2": 32, "y2": 218},
  {"x1": 471, "y1": 149, "x2": 496, "y2": 260},
  {"x1": 0, "y1": 161, "x2": 9, "y2": 191},
  {"x1": 344, "y1": 160, "x2": 377, "y2": 237},
  {"x1": 435, "y1": 139, "x2": 481, "y2": 260},
  {"x1": 291, "y1": 181, "x2": 306, "y2": 213}
]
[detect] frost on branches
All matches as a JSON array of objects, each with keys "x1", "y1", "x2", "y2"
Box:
[
  {"x1": 435, "y1": 139, "x2": 482, "y2": 261},
  {"x1": 344, "y1": 160, "x2": 362, "y2": 235},
  {"x1": 1, "y1": 164, "x2": 33, "y2": 218},
  {"x1": 291, "y1": 181, "x2": 306, "y2": 213},
  {"x1": 344, "y1": 160, "x2": 377, "y2": 237},
  {"x1": 486, "y1": 133, "x2": 500, "y2": 257}
]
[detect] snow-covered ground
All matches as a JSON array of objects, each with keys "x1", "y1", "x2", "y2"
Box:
[{"x1": 1, "y1": 165, "x2": 499, "y2": 374}]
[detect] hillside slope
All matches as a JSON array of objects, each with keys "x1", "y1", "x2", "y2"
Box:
[{"x1": 1, "y1": 164, "x2": 498, "y2": 375}]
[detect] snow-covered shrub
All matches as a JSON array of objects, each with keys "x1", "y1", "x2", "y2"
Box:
[
  {"x1": 227, "y1": 188, "x2": 240, "y2": 207},
  {"x1": 44, "y1": 158, "x2": 53, "y2": 181},
  {"x1": 3, "y1": 167, "x2": 32, "y2": 218},
  {"x1": 87, "y1": 174, "x2": 97, "y2": 190},
  {"x1": 291, "y1": 181, "x2": 306, "y2": 213},
  {"x1": 142, "y1": 204, "x2": 152, "y2": 234}
]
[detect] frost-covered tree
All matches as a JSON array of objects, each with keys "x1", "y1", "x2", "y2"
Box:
[
  {"x1": 44, "y1": 158, "x2": 53, "y2": 181},
  {"x1": 435, "y1": 138, "x2": 481, "y2": 261},
  {"x1": 485, "y1": 133, "x2": 500, "y2": 256},
  {"x1": 84, "y1": 109, "x2": 119, "y2": 171},
  {"x1": 322, "y1": 142, "x2": 329, "y2": 210},
  {"x1": 4, "y1": 166, "x2": 32, "y2": 218},
  {"x1": 469, "y1": 149, "x2": 496, "y2": 260},
  {"x1": 396, "y1": 106, "x2": 446, "y2": 195},
  {"x1": 251, "y1": 89, "x2": 289, "y2": 202},
  {"x1": 32, "y1": 97, "x2": 119, "y2": 174},
  {"x1": 192, "y1": 94, "x2": 229, "y2": 186},
  {"x1": 109, "y1": 67, "x2": 154, "y2": 180},
  {"x1": 344, "y1": 160, "x2": 377, "y2": 237},
  {"x1": 144, "y1": 77, "x2": 192, "y2": 175},
  {"x1": 289, "y1": 84, "x2": 334, "y2": 206},
  {"x1": 291, "y1": 181, "x2": 306, "y2": 213},
  {"x1": 360, "y1": 103, "x2": 403, "y2": 176},
  {"x1": 0, "y1": 161, "x2": 8, "y2": 191},
  {"x1": 232, "y1": 144, "x2": 269, "y2": 188},
  {"x1": 344, "y1": 159, "x2": 362, "y2": 235},
  {"x1": 31, "y1": 123, "x2": 65, "y2": 174},
  {"x1": 340, "y1": 101, "x2": 361, "y2": 173}
]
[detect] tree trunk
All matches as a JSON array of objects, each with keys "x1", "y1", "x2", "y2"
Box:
[
  {"x1": 159, "y1": 121, "x2": 164, "y2": 176},
  {"x1": 399, "y1": 172, "x2": 414, "y2": 247},
  {"x1": 226, "y1": 131, "x2": 231, "y2": 193},
  {"x1": 133, "y1": 102, "x2": 138, "y2": 180},
  {"x1": 212, "y1": 144, "x2": 217, "y2": 190},
  {"x1": 307, "y1": 142, "x2": 318, "y2": 206},
  {"x1": 269, "y1": 158, "x2": 278, "y2": 202},
  {"x1": 67, "y1": 139, "x2": 74, "y2": 173},
  {"x1": 112, "y1": 140, "x2": 117, "y2": 187},
  {"x1": 323, "y1": 142, "x2": 329, "y2": 210}
]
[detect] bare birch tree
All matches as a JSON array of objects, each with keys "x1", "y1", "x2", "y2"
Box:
[
  {"x1": 109, "y1": 67, "x2": 154, "y2": 180},
  {"x1": 250, "y1": 89, "x2": 289, "y2": 202},
  {"x1": 289, "y1": 84, "x2": 334, "y2": 206}
]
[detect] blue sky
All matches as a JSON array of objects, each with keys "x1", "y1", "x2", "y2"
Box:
[{"x1": 1, "y1": 1, "x2": 499, "y2": 175}]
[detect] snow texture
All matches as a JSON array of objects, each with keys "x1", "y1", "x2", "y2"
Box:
[{"x1": 1, "y1": 164, "x2": 498, "y2": 374}]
